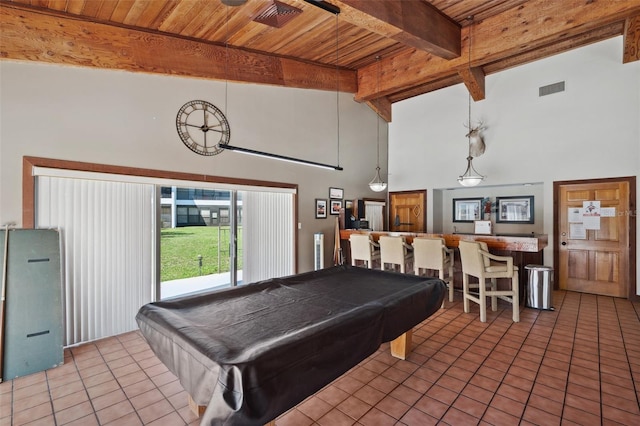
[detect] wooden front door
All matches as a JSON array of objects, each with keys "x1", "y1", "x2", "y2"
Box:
[
  {"x1": 389, "y1": 190, "x2": 426, "y2": 233},
  {"x1": 555, "y1": 177, "x2": 635, "y2": 298}
]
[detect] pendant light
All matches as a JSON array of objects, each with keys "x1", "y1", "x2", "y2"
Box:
[
  {"x1": 369, "y1": 56, "x2": 387, "y2": 192},
  {"x1": 458, "y1": 17, "x2": 484, "y2": 187}
]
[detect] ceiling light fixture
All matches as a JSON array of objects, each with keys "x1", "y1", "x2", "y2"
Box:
[
  {"x1": 458, "y1": 17, "x2": 485, "y2": 187},
  {"x1": 368, "y1": 56, "x2": 387, "y2": 192},
  {"x1": 218, "y1": 0, "x2": 343, "y2": 171}
]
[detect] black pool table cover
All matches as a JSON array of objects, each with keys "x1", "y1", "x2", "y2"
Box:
[{"x1": 136, "y1": 265, "x2": 446, "y2": 425}]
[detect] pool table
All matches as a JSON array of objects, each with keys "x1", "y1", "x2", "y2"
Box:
[{"x1": 136, "y1": 265, "x2": 446, "y2": 425}]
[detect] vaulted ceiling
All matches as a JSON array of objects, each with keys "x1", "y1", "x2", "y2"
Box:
[{"x1": 1, "y1": 0, "x2": 639, "y2": 121}]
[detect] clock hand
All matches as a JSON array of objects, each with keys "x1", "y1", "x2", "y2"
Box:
[{"x1": 182, "y1": 123, "x2": 205, "y2": 129}]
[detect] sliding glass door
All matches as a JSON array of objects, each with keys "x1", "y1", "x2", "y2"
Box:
[{"x1": 159, "y1": 186, "x2": 243, "y2": 299}]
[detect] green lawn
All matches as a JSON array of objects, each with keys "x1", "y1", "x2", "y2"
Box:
[{"x1": 161, "y1": 226, "x2": 243, "y2": 281}]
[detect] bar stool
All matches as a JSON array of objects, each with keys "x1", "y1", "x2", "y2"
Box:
[
  {"x1": 349, "y1": 234, "x2": 380, "y2": 269},
  {"x1": 379, "y1": 235, "x2": 413, "y2": 273},
  {"x1": 412, "y1": 237, "x2": 455, "y2": 303},
  {"x1": 458, "y1": 240, "x2": 520, "y2": 322}
]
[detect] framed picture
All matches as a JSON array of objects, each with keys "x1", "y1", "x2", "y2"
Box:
[
  {"x1": 453, "y1": 198, "x2": 482, "y2": 222},
  {"x1": 315, "y1": 199, "x2": 327, "y2": 219},
  {"x1": 330, "y1": 199, "x2": 342, "y2": 215},
  {"x1": 329, "y1": 187, "x2": 344, "y2": 199},
  {"x1": 496, "y1": 196, "x2": 534, "y2": 223}
]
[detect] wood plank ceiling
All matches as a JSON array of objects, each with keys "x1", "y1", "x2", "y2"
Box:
[{"x1": 1, "y1": 0, "x2": 639, "y2": 122}]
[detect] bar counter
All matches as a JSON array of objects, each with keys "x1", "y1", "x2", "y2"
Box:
[
  {"x1": 340, "y1": 230, "x2": 548, "y2": 253},
  {"x1": 340, "y1": 230, "x2": 549, "y2": 296}
]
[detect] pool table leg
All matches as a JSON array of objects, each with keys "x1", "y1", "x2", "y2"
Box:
[
  {"x1": 189, "y1": 394, "x2": 277, "y2": 426},
  {"x1": 188, "y1": 394, "x2": 206, "y2": 417},
  {"x1": 390, "y1": 330, "x2": 412, "y2": 360}
]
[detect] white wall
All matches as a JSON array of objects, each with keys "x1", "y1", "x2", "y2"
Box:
[
  {"x1": 0, "y1": 61, "x2": 388, "y2": 272},
  {"x1": 390, "y1": 37, "x2": 640, "y2": 294}
]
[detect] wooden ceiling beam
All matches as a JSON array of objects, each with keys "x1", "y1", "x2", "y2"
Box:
[
  {"x1": 458, "y1": 66, "x2": 485, "y2": 102},
  {"x1": 335, "y1": 0, "x2": 460, "y2": 60},
  {"x1": 356, "y1": 0, "x2": 640, "y2": 102},
  {"x1": 366, "y1": 96, "x2": 392, "y2": 123},
  {"x1": 0, "y1": 4, "x2": 358, "y2": 93},
  {"x1": 623, "y1": 14, "x2": 640, "y2": 63}
]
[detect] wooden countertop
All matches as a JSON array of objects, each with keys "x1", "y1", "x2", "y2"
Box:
[{"x1": 340, "y1": 230, "x2": 548, "y2": 253}]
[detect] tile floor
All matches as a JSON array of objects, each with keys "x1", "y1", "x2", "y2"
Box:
[{"x1": 1, "y1": 290, "x2": 639, "y2": 425}]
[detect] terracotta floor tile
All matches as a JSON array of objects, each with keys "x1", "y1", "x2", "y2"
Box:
[
  {"x1": 276, "y1": 408, "x2": 314, "y2": 426},
  {"x1": 482, "y1": 406, "x2": 520, "y2": 426},
  {"x1": 401, "y1": 376, "x2": 432, "y2": 394},
  {"x1": 602, "y1": 402, "x2": 640, "y2": 424},
  {"x1": 298, "y1": 396, "x2": 332, "y2": 421},
  {"x1": 13, "y1": 402, "x2": 52, "y2": 426},
  {"x1": 461, "y1": 383, "x2": 494, "y2": 405},
  {"x1": 376, "y1": 395, "x2": 410, "y2": 420},
  {"x1": 562, "y1": 405, "x2": 602, "y2": 425},
  {"x1": 136, "y1": 399, "x2": 174, "y2": 424},
  {"x1": 13, "y1": 391, "x2": 50, "y2": 413},
  {"x1": 413, "y1": 395, "x2": 448, "y2": 419},
  {"x1": 469, "y1": 374, "x2": 500, "y2": 393},
  {"x1": 496, "y1": 383, "x2": 529, "y2": 404},
  {"x1": 145, "y1": 410, "x2": 185, "y2": 426},
  {"x1": 102, "y1": 411, "x2": 142, "y2": 426},
  {"x1": 334, "y1": 376, "x2": 366, "y2": 394},
  {"x1": 91, "y1": 389, "x2": 127, "y2": 412},
  {"x1": 452, "y1": 394, "x2": 487, "y2": 419},
  {"x1": 358, "y1": 407, "x2": 397, "y2": 426},
  {"x1": 54, "y1": 400, "x2": 93, "y2": 425},
  {"x1": 51, "y1": 390, "x2": 89, "y2": 413},
  {"x1": 425, "y1": 384, "x2": 457, "y2": 406},
  {"x1": 83, "y1": 379, "x2": 118, "y2": 400},
  {"x1": 489, "y1": 394, "x2": 525, "y2": 418},
  {"x1": 62, "y1": 414, "x2": 98, "y2": 426},
  {"x1": 96, "y1": 400, "x2": 135, "y2": 424},
  {"x1": 442, "y1": 406, "x2": 481, "y2": 425},
  {"x1": 12, "y1": 383, "x2": 48, "y2": 401},
  {"x1": 400, "y1": 407, "x2": 439, "y2": 426},
  {"x1": 353, "y1": 384, "x2": 386, "y2": 406},
  {"x1": 317, "y1": 407, "x2": 358, "y2": 426},
  {"x1": 316, "y1": 384, "x2": 350, "y2": 406},
  {"x1": 337, "y1": 395, "x2": 371, "y2": 420},
  {"x1": 19, "y1": 414, "x2": 56, "y2": 426},
  {"x1": 122, "y1": 378, "x2": 156, "y2": 399},
  {"x1": 130, "y1": 388, "x2": 165, "y2": 411}
]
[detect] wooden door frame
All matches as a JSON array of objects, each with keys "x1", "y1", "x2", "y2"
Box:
[
  {"x1": 553, "y1": 176, "x2": 637, "y2": 301},
  {"x1": 388, "y1": 190, "x2": 427, "y2": 232}
]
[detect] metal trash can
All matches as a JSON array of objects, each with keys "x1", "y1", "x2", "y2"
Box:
[{"x1": 525, "y1": 264, "x2": 554, "y2": 310}]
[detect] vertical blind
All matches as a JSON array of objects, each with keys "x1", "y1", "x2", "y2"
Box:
[
  {"x1": 36, "y1": 176, "x2": 156, "y2": 346},
  {"x1": 365, "y1": 201, "x2": 385, "y2": 231},
  {"x1": 241, "y1": 191, "x2": 294, "y2": 283}
]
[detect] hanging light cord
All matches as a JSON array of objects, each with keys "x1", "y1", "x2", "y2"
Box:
[
  {"x1": 376, "y1": 56, "x2": 381, "y2": 169},
  {"x1": 335, "y1": 12, "x2": 341, "y2": 168},
  {"x1": 467, "y1": 16, "x2": 472, "y2": 158},
  {"x1": 225, "y1": 7, "x2": 230, "y2": 118}
]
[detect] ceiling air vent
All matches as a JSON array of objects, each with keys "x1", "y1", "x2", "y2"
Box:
[
  {"x1": 254, "y1": 1, "x2": 302, "y2": 28},
  {"x1": 539, "y1": 81, "x2": 565, "y2": 97}
]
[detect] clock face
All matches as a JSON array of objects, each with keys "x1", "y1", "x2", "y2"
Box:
[{"x1": 176, "y1": 100, "x2": 230, "y2": 156}]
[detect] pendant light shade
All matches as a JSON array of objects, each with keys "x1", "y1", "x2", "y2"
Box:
[
  {"x1": 369, "y1": 166, "x2": 387, "y2": 192},
  {"x1": 369, "y1": 56, "x2": 387, "y2": 192},
  {"x1": 458, "y1": 156, "x2": 484, "y2": 187}
]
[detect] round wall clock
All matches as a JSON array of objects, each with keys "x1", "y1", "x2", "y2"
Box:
[{"x1": 176, "y1": 100, "x2": 230, "y2": 156}]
